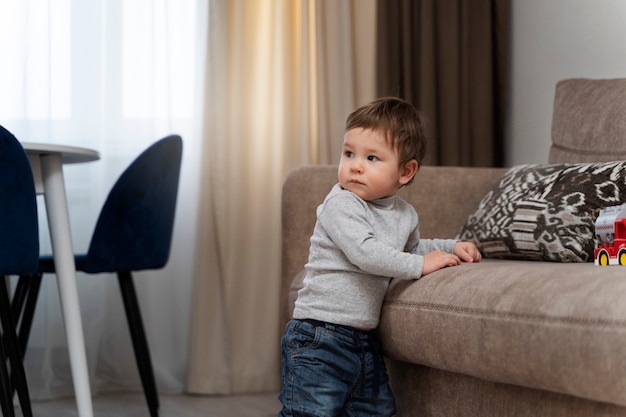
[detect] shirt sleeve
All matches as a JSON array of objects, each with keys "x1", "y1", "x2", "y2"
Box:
[{"x1": 412, "y1": 238, "x2": 458, "y2": 255}]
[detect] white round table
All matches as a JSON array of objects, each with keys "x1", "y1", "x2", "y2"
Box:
[{"x1": 22, "y1": 142, "x2": 99, "y2": 417}]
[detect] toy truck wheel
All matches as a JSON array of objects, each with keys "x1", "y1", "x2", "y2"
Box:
[
  {"x1": 619, "y1": 250, "x2": 626, "y2": 266},
  {"x1": 598, "y1": 250, "x2": 610, "y2": 266}
]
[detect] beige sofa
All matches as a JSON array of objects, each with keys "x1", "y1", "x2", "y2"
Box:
[{"x1": 280, "y1": 78, "x2": 626, "y2": 416}]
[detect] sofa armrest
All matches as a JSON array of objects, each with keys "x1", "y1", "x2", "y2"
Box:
[{"x1": 280, "y1": 165, "x2": 337, "y2": 330}]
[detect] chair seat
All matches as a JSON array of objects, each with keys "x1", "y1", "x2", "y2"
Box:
[{"x1": 38, "y1": 254, "x2": 89, "y2": 274}]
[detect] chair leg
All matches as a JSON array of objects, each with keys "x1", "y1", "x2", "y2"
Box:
[
  {"x1": 0, "y1": 276, "x2": 16, "y2": 417},
  {"x1": 11, "y1": 278, "x2": 29, "y2": 322},
  {"x1": 13, "y1": 274, "x2": 42, "y2": 358},
  {"x1": 117, "y1": 271, "x2": 159, "y2": 417},
  {"x1": 0, "y1": 331, "x2": 16, "y2": 417},
  {"x1": 0, "y1": 278, "x2": 31, "y2": 417}
]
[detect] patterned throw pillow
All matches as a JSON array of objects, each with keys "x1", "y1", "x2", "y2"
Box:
[{"x1": 456, "y1": 161, "x2": 626, "y2": 262}]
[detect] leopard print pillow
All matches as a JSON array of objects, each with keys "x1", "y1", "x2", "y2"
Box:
[{"x1": 457, "y1": 161, "x2": 626, "y2": 262}]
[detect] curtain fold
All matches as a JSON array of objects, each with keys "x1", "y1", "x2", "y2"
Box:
[
  {"x1": 187, "y1": 0, "x2": 376, "y2": 394},
  {"x1": 376, "y1": 0, "x2": 510, "y2": 167}
]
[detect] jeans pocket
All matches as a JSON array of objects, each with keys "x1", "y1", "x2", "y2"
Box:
[{"x1": 284, "y1": 320, "x2": 321, "y2": 352}]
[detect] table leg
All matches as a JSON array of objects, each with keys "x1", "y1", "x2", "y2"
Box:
[{"x1": 40, "y1": 154, "x2": 94, "y2": 417}]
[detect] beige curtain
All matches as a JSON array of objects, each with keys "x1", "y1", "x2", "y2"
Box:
[{"x1": 186, "y1": 0, "x2": 376, "y2": 394}]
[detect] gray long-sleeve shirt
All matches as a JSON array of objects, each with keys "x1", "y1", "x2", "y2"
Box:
[{"x1": 292, "y1": 183, "x2": 456, "y2": 330}]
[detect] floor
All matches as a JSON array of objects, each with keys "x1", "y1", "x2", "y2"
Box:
[{"x1": 16, "y1": 392, "x2": 281, "y2": 417}]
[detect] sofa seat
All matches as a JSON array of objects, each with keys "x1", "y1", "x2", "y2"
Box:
[{"x1": 379, "y1": 259, "x2": 626, "y2": 407}]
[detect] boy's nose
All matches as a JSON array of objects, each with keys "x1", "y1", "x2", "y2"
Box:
[{"x1": 350, "y1": 161, "x2": 363, "y2": 173}]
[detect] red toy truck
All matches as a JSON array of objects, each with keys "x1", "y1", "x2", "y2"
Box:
[{"x1": 594, "y1": 204, "x2": 626, "y2": 266}]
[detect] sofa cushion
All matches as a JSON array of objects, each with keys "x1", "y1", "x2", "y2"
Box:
[
  {"x1": 457, "y1": 161, "x2": 626, "y2": 262},
  {"x1": 379, "y1": 259, "x2": 626, "y2": 407}
]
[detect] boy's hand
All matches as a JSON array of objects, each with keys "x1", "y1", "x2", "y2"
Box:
[
  {"x1": 422, "y1": 250, "x2": 461, "y2": 276},
  {"x1": 454, "y1": 241, "x2": 482, "y2": 263},
  {"x1": 421, "y1": 242, "x2": 481, "y2": 276}
]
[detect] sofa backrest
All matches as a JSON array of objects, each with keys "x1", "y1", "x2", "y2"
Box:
[{"x1": 550, "y1": 78, "x2": 626, "y2": 163}]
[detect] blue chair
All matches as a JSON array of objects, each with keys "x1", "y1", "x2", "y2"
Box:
[
  {"x1": 16, "y1": 135, "x2": 182, "y2": 417},
  {"x1": 0, "y1": 125, "x2": 38, "y2": 417}
]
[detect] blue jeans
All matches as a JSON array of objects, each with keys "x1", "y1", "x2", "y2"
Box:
[{"x1": 278, "y1": 319, "x2": 396, "y2": 417}]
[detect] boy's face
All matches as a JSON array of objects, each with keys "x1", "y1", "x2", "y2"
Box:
[{"x1": 338, "y1": 128, "x2": 417, "y2": 201}]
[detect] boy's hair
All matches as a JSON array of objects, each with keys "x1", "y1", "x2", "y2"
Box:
[{"x1": 345, "y1": 97, "x2": 427, "y2": 169}]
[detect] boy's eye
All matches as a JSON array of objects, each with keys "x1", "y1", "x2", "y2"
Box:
[
  {"x1": 344, "y1": 151, "x2": 354, "y2": 157},
  {"x1": 367, "y1": 155, "x2": 379, "y2": 161}
]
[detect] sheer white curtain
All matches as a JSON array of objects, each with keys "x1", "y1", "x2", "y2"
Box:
[
  {"x1": 187, "y1": 0, "x2": 376, "y2": 394},
  {"x1": 0, "y1": 0, "x2": 207, "y2": 399}
]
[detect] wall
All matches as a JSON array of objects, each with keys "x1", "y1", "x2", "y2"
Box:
[{"x1": 507, "y1": 0, "x2": 626, "y2": 165}]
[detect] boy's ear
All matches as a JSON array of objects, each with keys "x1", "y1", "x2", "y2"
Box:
[{"x1": 399, "y1": 159, "x2": 418, "y2": 185}]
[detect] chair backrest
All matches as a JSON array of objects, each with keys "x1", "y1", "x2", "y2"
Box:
[
  {"x1": 0, "y1": 126, "x2": 39, "y2": 275},
  {"x1": 82, "y1": 135, "x2": 183, "y2": 273}
]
